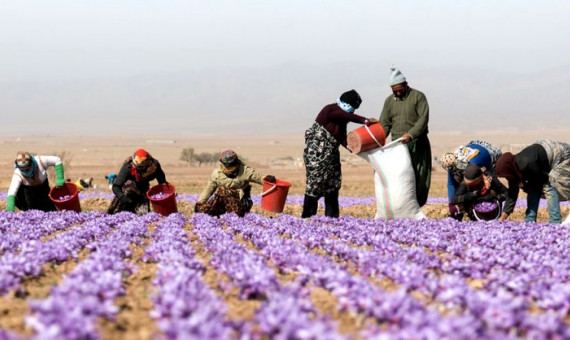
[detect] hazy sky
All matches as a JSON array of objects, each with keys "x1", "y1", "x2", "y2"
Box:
[{"x1": 1, "y1": 1, "x2": 569, "y2": 136}]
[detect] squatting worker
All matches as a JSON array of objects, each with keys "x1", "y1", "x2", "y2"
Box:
[
  {"x1": 195, "y1": 150, "x2": 276, "y2": 217},
  {"x1": 5, "y1": 151, "x2": 66, "y2": 212},
  {"x1": 302, "y1": 89, "x2": 378, "y2": 218},
  {"x1": 441, "y1": 140, "x2": 502, "y2": 219},
  {"x1": 496, "y1": 140, "x2": 570, "y2": 224},
  {"x1": 379, "y1": 66, "x2": 431, "y2": 206},
  {"x1": 450, "y1": 163, "x2": 507, "y2": 221},
  {"x1": 107, "y1": 148, "x2": 167, "y2": 214}
]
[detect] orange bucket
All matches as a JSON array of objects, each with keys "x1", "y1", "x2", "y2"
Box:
[
  {"x1": 147, "y1": 183, "x2": 178, "y2": 216},
  {"x1": 49, "y1": 182, "x2": 82, "y2": 212},
  {"x1": 347, "y1": 123, "x2": 386, "y2": 153},
  {"x1": 261, "y1": 178, "x2": 291, "y2": 213}
]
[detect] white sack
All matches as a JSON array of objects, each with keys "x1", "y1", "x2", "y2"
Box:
[
  {"x1": 563, "y1": 213, "x2": 570, "y2": 225},
  {"x1": 360, "y1": 141, "x2": 426, "y2": 220}
]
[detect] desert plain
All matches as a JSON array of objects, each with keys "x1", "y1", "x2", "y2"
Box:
[{"x1": 1, "y1": 128, "x2": 568, "y2": 222}]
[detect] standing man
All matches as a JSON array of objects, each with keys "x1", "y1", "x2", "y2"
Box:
[{"x1": 379, "y1": 66, "x2": 431, "y2": 206}]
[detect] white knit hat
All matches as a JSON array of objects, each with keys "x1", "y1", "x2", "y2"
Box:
[{"x1": 389, "y1": 66, "x2": 406, "y2": 86}]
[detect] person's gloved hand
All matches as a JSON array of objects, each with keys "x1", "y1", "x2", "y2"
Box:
[
  {"x1": 194, "y1": 202, "x2": 202, "y2": 213},
  {"x1": 448, "y1": 203, "x2": 459, "y2": 216},
  {"x1": 5, "y1": 195, "x2": 15, "y2": 212},
  {"x1": 264, "y1": 175, "x2": 276, "y2": 183},
  {"x1": 119, "y1": 195, "x2": 133, "y2": 206},
  {"x1": 54, "y1": 163, "x2": 65, "y2": 187}
]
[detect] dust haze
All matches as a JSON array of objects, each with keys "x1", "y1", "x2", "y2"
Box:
[{"x1": 1, "y1": 1, "x2": 568, "y2": 136}]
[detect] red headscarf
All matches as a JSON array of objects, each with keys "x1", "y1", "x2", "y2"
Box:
[
  {"x1": 496, "y1": 152, "x2": 523, "y2": 182},
  {"x1": 130, "y1": 149, "x2": 156, "y2": 181}
]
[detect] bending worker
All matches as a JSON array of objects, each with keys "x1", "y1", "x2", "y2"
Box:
[
  {"x1": 496, "y1": 140, "x2": 570, "y2": 224},
  {"x1": 6, "y1": 151, "x2": 65, "y2": 212},
  {"x1": 441, "y1": 140, "x2": 502, "y2": 218}
]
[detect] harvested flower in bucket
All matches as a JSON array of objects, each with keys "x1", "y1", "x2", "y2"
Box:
[
  {"x1": 55, "y1": 194, "x2": 72, "y2": 201},
  {"x1": 474, "y1": 201, "x2": 498, "y2": 213},
  {"x1": 150, "y1": 192, "x2": 170, "y2": 200}
]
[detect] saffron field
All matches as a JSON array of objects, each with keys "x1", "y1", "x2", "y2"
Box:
[{"x1": 0, "y1": 196, "x2": 569, "y2": 339}]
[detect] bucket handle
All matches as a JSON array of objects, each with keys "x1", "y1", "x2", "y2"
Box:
[
  {"x1": 379, "y1": 137, "x2": 405, "y2": 149},
  {"x1": 261, "y1": 184, "x2": 277, "y2": 197},
  {"x1": 365, "y1": 138, "x2": 405, "y2": 165},
  {"x1": 364, "y1": 124, "x2": 384, "y2": 148}
]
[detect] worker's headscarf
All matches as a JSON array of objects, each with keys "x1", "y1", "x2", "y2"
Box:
[
  {"x1": 14, "y1": 151, "x2": 37, "y2": 178},
  {"x1": 131, "y1": 149, "x2": 157, "y2": 181},
  {"x1": 440, "y1": 153, "x2": 456, "y2": 170},
  {"x1": 219, "y1": 149, "x2": 241, "y2": 178},
  {"x1": 337, "y1": 89, "x2": 362, "y2": 113},
  {"x1": 496, "y1": 152, "x2": 522, "y2": 182},
  {"x1": 464, "y1": 163, "x2": 484, "y2": 190}
]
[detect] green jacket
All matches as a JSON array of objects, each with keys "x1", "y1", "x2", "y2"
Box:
[
  {"x1": 379, "y1": 87, "x2": 429, "y2": 140},
  {"x1": 198, "y1": 164, "x2": 263, "y2": 203}
]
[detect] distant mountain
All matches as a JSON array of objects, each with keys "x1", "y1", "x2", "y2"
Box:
[{"x1": 1, "y1": 62, "x2": 568, "y2": 136}]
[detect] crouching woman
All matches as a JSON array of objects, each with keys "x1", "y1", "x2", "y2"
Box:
[
  {"x1": 107, "y1": 149, "x2": 167, "y2": 214},
  {"x1": 195, "y1": 150, "x2": 275, "y2": 217},
  {"x1": 449, "y1": 163, "x2": 507, "y2": 221}
]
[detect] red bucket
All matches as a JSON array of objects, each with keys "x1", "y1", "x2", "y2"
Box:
[
  {"x1": 147, "y1": 183, "x2": 178, "y2": 216},
  {"x1": 347, "y1": 123, "x2": 386, "y2": 153},
  {"x1": 49, "y1": 182, "x2": 82, "y2": 212},
  {"x1": 261, "y1": 179, "x2": 291, "y2": 213}
]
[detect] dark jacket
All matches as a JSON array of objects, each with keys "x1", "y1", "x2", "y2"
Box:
[
  {"x1": 503, "y1": 144, "x2": 550, "y2": 214},
  {"x1": 112, "y1": 159, "x2": 166, "y2": 199},
  {"x1": 451, "y1": 175, "x2": 508, "y2": 206},
  {"x1": 315, "y1": 103, "x2": 367, "y2": 147}
]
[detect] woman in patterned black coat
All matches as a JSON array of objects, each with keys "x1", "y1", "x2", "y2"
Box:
[{"x1": 302, "y1": 90, "x2": 378, "y2": 218}]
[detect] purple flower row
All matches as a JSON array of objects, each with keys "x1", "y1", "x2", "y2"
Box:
[
  {"x1": 1, "y1": 209, "x2": 568, "y2": 339},
  {"x1": 224, "y1": 213, "x2": 570, "y2": 339},
  {"x1": 25, "y1": 212, "x2": 159, "y2": 340},
  {"x1": 0, "y1": 210, "x2": 90, "y2": 257},
  {"x1": 292, "y1": 215, "x2": 570, "y2": 338},
  {"x1": 379, "y1": 218, "x2": 570, "y2": 312},
  {"x1": 0, "y1": 211, "x2": 128, "y2": 295},
  {"x1": 220, "y1": 213, "x2": 483, "y2": 339},
  {"x1": 142, "y1": 213, "x2": 238, "y2": 339},
  {"x1": 192, "y1": 213, "x2": 347, "y2": 339}
]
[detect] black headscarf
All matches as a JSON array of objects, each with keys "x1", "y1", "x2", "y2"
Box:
[{"x1": 340, "y1": 90, "x2": 362, "y2": 109}]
